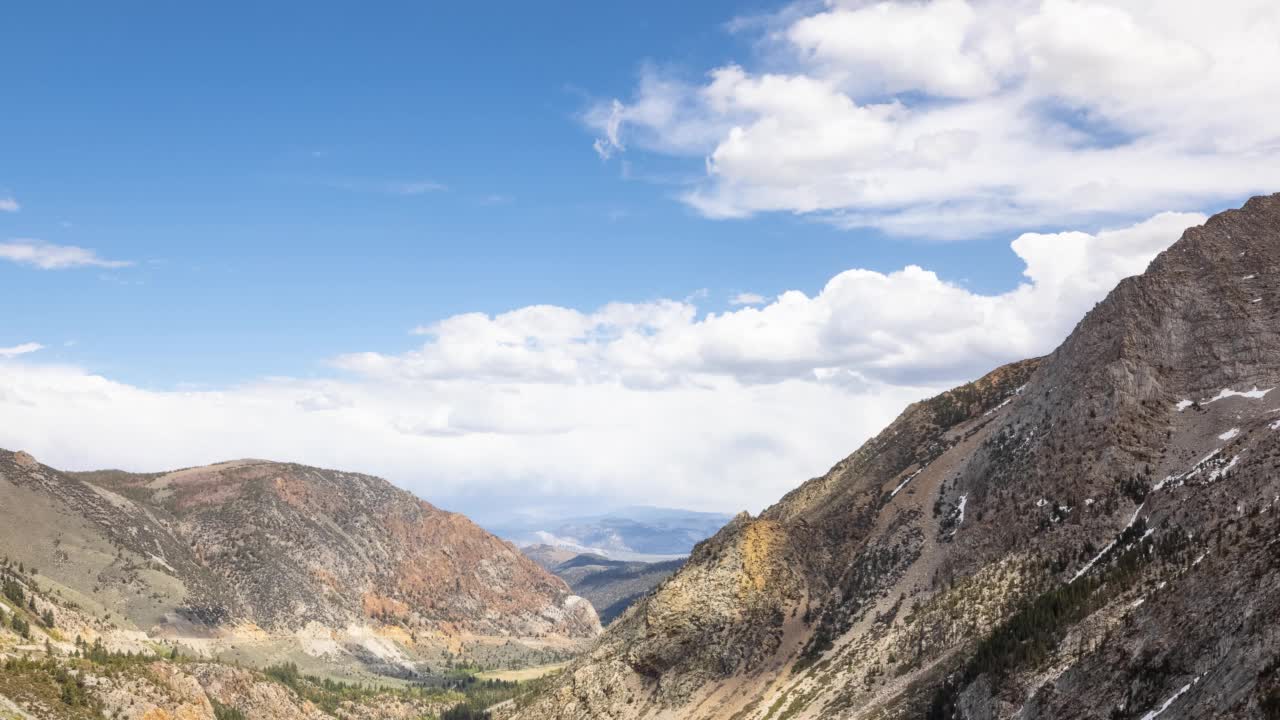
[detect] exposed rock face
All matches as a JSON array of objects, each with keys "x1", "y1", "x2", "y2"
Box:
[
  {"x1": 0, "y1": 561, "x2": 480, "y2": 719},
  {"x1": 507, "y1": 194, "x2": 1280, "y2": 719},
  {"x1": 0, "y1": 454, "x2": 600, "y2": 676}
]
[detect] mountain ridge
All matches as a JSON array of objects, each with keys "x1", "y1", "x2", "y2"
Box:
[
  {"x1": 0, "y1": 450, "x2": 600, "y2": 679},
  {"x1": 505, "y1": 194, "x2": 1280, "y2": 719}
]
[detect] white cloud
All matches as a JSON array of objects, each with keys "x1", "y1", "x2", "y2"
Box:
[
  {"x1": 588, "y1": 0, "x2": 1280, "y2": 237},
  {"x1": 0, "y1": 211, "x2": 1203, "y2": 514},
  {"x1": 0, "y1": 359, "x2": 930, "y2": 515},
  {"x1": 0, "y1": 240, "x2": 132, "y2": 270},
  {"x1": 0, "y1": 197, "x2": 18, "y2": 213},
  {"x1": 326, "y1": 179, "x2": 449, "y2": 196},
  {"x1": 0, "y1": 343, "x2": 42, "y2": 359},
  {"x1": 388, "y1": 181, "x2": 448, "y2": 195},
  {"x1": 338, "y1": 211, "x2": 1202, "y2": 386},
  {"x1": 730, "y1": 292, "x2": 767, "y2": 306}
]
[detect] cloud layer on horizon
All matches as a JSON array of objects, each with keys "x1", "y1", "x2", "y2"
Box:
[{"x1": 0, "y1": 210, "x2": 1204, "y2": 514}]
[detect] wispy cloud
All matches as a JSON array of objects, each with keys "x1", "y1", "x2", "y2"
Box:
[
  {"x1": 0, "y1": 342, "x2": 43, "y2": 359},
  {"x1": 0, "y1": 240, "x2": 133, "y2": 270},
  {"x1": 327, "y1": 179, "x2": 449, "y2": 196},
  {"x1": 386, "y1": 181, "x2": 448, "y2": 195},
  {"x1": 730, "y1": 292, "x2": 766, "y2": 306},
  {"x1": 0, "y1": 197, "x2": 19, "y2": 212}
]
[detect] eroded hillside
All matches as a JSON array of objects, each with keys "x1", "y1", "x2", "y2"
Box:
[{"x1": 0, "y1": 452, "x2": 600, "y2": 681}]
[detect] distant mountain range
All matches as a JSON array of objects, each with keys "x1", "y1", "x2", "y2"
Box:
[
  {"x1": 489, "y1": 506, "x2": 733, "y2": 561},
  {"x1": 523, "y1": 547, "x2": 685, "y2": 625}
]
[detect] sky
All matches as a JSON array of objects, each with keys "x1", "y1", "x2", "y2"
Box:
[{"x1": 3, "y1": 0, "x2": 1280, "y2": 524}]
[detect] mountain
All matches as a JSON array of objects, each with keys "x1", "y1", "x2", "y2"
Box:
[
  {"x1": 492, "y1": 507, "x2": 733, "y2": 561},
  {"x1": 0, "y1": 557, "x2": 545, "y2": 719},
  {"x1": 523, "y1": 544, "x2": 583, "y2": 572},
  {"x1": 505, "y1": 195, "x2": 1280, "y2": 720},
  {"x1": 524, "y1": 549, "x2": 685, "y2": 625},
  {"x1": 0, "y1": 452, "x2": 600, "y2": 681}
]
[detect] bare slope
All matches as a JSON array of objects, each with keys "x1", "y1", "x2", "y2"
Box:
[
  {"x1": 0, "y1": 452, "x2": 600, "y2": 678},
  {"x1": 508, "y1": 194, "x2": 1280, "y2": 720}
]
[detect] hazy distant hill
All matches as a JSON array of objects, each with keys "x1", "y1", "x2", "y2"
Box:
[
  {"x1": 493, "y1": 506, "x2": 732, "y2": 560},
  {"x1": 522, "y1": 546, "x2": 684, "y2": 624}
]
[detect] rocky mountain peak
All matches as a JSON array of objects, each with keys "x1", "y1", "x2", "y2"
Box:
[
  {"x1": 507, "y1": 193, "x2": 1280, "y2": 720},
  {"x1": 11, "y1": 450, "x2": 37, "y2": 469}
]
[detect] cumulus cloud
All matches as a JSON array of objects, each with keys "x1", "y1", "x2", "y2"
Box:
[
  {"x1": 0, "y1": 343, "x2": 43, "y2": 359},
  {"x1": 0, "y1": 360, "x2": 930, "y2": 514},
  {"x1": 0, "y1": 197, "x2": 18, "y2": 213},
  {"x1": 337, "y1": 211, "x2": 1203, "y2": 386},
  {"x1": 588, "y1": 0, "x2": 1280, "y2": 236},
  {"x1": 0, "y1": 211, "x2": 1203, "y2": 514},
  {"x1": 0, "y1": 240, "x2": 132, "y2": 270}
]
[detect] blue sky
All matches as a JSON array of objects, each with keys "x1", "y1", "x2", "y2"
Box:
[
  {"x1": 0, "y1": 1, "x2": 1031, "y2": 387},
  {"x1": 2, "y1": 1, "x2": 1278, "y2": 520}
]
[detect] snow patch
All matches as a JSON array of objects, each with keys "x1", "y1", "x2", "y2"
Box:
[
  {"x1": 1208, "y1": 455, "x2": 1240, "y2": 482},
  {"x1": 983, "y1": 397, "x2": 1012, "y2": 417},
  {"x1": 1175, "y1": 399, "x2": 1194, "y2": 412},
  {"x1": 956, "y1": 495, "x2": 968, "y2": 525},
  {"x1": 1071, "y1": 504, "x2": 1144, "y2": 583},
  {"x1": 1204, "y1": 386, "x2": 1273, "y2": 403},
  {"x1": 1243, "y1": 274, "x2": 1257, "y2": 280},
  {"x1": 1218, "y1": 427, "x2": 1240, "y2": 441},
  {"x1": 1138, "y1": 676, "x2": 1199, "y2": 720},
  {"x1": 891, "y1": 467, "x2": 924, "y2": 497}
]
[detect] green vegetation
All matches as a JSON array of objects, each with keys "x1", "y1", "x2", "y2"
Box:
[
  {"x1": 926, "y1": 518, "x2": 1170, "y2": 719},
  {"x1": 0, "y1": 655, "x2": 104, "y2": 720},
  {"x1": 211, "y1": 698, "x2": 248, "y2": 720},
  {"x1": 441, "y1": 704, "x2": 492, "y2": 719},
  {"x1": 2, "y1": 578, "x2": 24, "y2": 605},
  {"x1": 255, "y1": 661, "x2": 521, "y2": 716},
  {"x1": 10, "y1": 614, "x2": 30, "y2": 638}
]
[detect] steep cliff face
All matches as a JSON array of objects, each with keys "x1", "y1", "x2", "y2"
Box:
[
  {"x1": 509, "y1": 194, "x2": 1280, "y2": 720},
  {"x1": 0, "y1": 453, "x2": 600, "y2": 677}
]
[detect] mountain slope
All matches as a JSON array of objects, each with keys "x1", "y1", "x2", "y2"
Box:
[
  {"x1": 507, "y1": 194, "x2": 1280, "y2": 720},
  {"x1": 0, "y1": 453, "x2": 600, "y2": 678},
  {"x1": 527, "y1": 550, "x2": 685, "y2": 625}
]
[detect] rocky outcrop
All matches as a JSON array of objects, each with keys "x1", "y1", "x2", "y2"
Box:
[{"x1": 508, "y1": 194, "x2": 1280, "y2": 719}]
